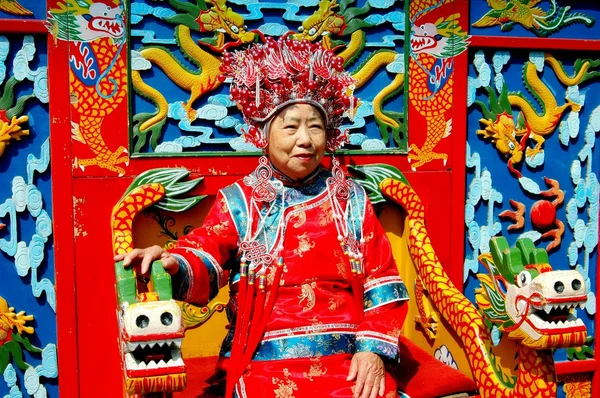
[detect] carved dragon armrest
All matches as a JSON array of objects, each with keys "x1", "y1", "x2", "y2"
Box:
[
  {"x1": 111, "y1": 168, "x2": 226, "y2": 396},
  {"x1": 351, "y1": 163, "x2": 590, "y2": 398}
]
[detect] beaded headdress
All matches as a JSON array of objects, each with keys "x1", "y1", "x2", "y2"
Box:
[{"x1": 220, "y1": 35, "x2": 358, "y2": 150}]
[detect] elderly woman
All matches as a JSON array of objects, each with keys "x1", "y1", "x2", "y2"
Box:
[{"x1": 115, "y1": 37, "x2": 409, "y2": 398}]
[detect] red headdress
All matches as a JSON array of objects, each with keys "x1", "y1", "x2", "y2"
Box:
[{"x1": 219, "y1": 35, "x2": 358, "y2": 150}]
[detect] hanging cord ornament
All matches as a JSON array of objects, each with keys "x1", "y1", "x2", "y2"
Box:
[
  {"x1": 326, "y1": 156, "x2": 365, "y2": 310},
  {"x1": 226, "y1": 175, "x2": 288, "y2": 397}
]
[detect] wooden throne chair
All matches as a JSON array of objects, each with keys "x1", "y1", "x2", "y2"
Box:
[{"x1": 111, "y1": 165, "x2": 587, "y2": 398}]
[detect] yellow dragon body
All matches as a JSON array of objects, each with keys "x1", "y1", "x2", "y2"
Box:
[
  {"x1": 380, "y1": 174, "x2": 588, "y2": 397},
  {"x1": 476, "y1": 54, "x2": 591, "y2": 174},
  {"x1": 133, "y1": 0, "x2": 255, "y2": 137},
  {"x1": 294, "y1": 0, "x2": 405, "y2": 136}
]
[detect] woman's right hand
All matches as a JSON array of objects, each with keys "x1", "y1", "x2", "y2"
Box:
[{"x1": 113, "y1": 245, "x2": 179, "y2": 275}]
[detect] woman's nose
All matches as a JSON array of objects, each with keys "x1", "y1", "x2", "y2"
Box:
[{"x1": 295, "y1": 126, "x2": 311, "y2": 146}]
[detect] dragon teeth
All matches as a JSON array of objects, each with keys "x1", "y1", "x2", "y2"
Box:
[
  {"x1": 124, "y1": 338, "x2": 184, "y2": 353},
  {"x1": 543, "y1": 304, "x2": 552, "y2": 314}
]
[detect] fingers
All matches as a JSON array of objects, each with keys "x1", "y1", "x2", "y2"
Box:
[
  {"x1": 116, "y1": 248, "x2": 145, "y2": 267},
  {"x1": 347, "y1": 356, "x2": 358, "y2": 381},
  {"x1": 378, "y1": 376, "x2": 385, "y2": 397},
  {"x1": 358, "y1": 370, "x2": 376, "y2": 398},
  {"x1": 368, "y1": 378, "x2": 380, "y2": 398},
  {"x1": 351, "y1": 353, "x2": 386, "y2": 398},
  {"x1": 115, "y1": 245, "x2": 166, "y2": 273},
  {"x1": 161, "y1": 253, "x2": 180, "y2": 275}
]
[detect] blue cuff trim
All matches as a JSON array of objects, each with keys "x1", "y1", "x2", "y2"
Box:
[
  {"x1": 364, "y1": 282, "x2": 409, "y2": 311},
  {"x1": 185, "y1": 248, "x2": 222, "y2": 301},
  {"x1": 356, "y1": 337, "x2": 398, "y2": 360},
  {"x1": 170, "y1": 254, "x2": 190, "y2": 301}
]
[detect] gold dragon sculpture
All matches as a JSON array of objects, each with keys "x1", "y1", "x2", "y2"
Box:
[
  {"x1": 294, "y1": 0, "x2": 405, "y2": 144},
  {"x1": 132, "y1": 0, "x2": 255, "y2": 151},
  {"x1": 475, "y1": 54, "x2": 597, "y2": 177}
]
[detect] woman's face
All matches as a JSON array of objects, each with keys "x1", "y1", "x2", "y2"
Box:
[{"x1": 267, "y1": 104, "x2": 326, "y2": 181}]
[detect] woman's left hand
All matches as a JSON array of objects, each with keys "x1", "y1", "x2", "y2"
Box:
[{"x1": 347, "y1": 351, "x2": 386, "y2": 398}]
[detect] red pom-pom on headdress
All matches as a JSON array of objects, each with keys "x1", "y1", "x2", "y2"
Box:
[{"x1": 220, "y1": 35, "x2": 358, "y2": 150}]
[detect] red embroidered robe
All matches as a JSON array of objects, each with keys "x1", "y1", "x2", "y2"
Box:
[{"x1": 169, "y1": 167, "x2": 409, "y2": 397}]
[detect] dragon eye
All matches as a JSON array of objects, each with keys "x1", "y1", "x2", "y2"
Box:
[
  {"x1": 136, "y1": 315, "x2": 150, "y2": 329},
  {"x1": 161, "y1": 312, "x2": 173, "y2": 326},
  {"x1": 230, "y1": 25, "x2": 239, "y2": 34},
  {"x1": 308, "y1": 27, "x2": 317, "y2": 36},
  {"x1": 508, "y1": 142, "x2": 515, "y2": 150},
  {"x1": 517, "y1": 271, "x2": 532, "y2": 288}
]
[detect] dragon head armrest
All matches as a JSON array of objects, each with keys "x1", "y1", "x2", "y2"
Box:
[
  {"x1": 112, "y1": 168, "x2": 226, "y2": 395},
  {"x1": 115, "y1": 260, "x2": 187, "y2": 394}
]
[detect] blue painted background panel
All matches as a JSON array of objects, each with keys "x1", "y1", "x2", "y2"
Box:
[
  {"x1": 0, "y1": 34, "x2": 56, "y2": 398},
  {"x1": 464, "y1": 48, "x2": 599, "y2": 397}
]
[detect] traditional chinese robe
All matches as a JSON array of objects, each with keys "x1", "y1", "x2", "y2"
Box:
[{"x1": 169, "y1": 166, "x2": 409, "y2": 397}]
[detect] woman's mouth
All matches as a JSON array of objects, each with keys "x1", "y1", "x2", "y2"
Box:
[{"x1": 294, "y1": 154, "x2": 314, "y2": 161}]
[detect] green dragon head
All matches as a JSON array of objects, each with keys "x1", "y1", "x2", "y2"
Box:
[
  {"x1": 115, "y1": 261, "x2": 187, "y2": 394},
  {"x1": 476, "y1": 237, "x2": 587, "y2": 349},
  {"x1": 48, "y1": 0, "x2": 125, "y2": 43}
]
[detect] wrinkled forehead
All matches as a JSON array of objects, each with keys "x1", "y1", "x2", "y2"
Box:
[{"x1": 273, "y1": 103, "x2": 325, "y2": 122}]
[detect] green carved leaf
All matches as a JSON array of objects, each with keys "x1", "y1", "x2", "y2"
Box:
[
  {"x1": 348, "y1": 164, "x2": 411, "y2": 204},
  {"x1": 155, "y1": 195, "x2": 207, "y2": 213}
]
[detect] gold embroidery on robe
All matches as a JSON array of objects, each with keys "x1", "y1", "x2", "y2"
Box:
[
  {"x1": 298, "y1": 282, "x2": 317, "y2": 312},
  {"x1": 272, "y1": 368, "x2": 298, "y2": 398},
  {"x1": 206, "y1": 220, "x2": 229, "y2": 235},
  {"x1": 291, "y1": 206, "x2": 306, "y2": 228},
  {"x1": 219, "y1": 197, "x2": 229, "y2": 213},
  {"x1": 334, "y1": 249, "x2": 348, "y2": 278},
  {"x1": 387, "y1": 318, "x2": 403, "y2": 339},
  {"x1": 328, "y1": 294, "x2": 344, "y2": 312},
  {"x1": 318, "y1": 201, "x2": 333, "y2": 227},
  {"x1": 293, "y1": 233, "x2": 315, "y2": 257},
  {"x1": 303, "y1": 357, "x2": 328, "y2": 381}
]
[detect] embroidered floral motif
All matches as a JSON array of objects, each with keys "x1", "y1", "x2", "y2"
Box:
[
  {"x1": 334, "y1": 249, "x2": 348, "y2": 278},
  {"x1": 298, "y1": 282, "x2": 317, "y2": 312},
  {"x1": 219, "y1": 196, "x2": 229, "y2": 213},
  {"x1": 318, "y1": 201, "x2": 333, "y2": 227},
  {"x1": 291, "y1": 205, "x2": 306, "y2": 228},
  {"x1": 328, "y1": 294, "x2": 344, "y2": 312},
  {"x1": 293, "y1": 233, "x2": 315, "y2": 257},
  {"x1": 272, "y1": 368, "x2": 298, "y2": 398},
  {"x1": 206, "y1": 220, "x2": 229, "y2": 235},
  {"x1": 308, "y1": 316, "x2": 325, "y2": 333},
  {"x1": 303, "y1": 357, "x2": 328, "y2": 381},
  {"x1": 386, "y1": 318, "x2": 403, "y2": 339}
]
